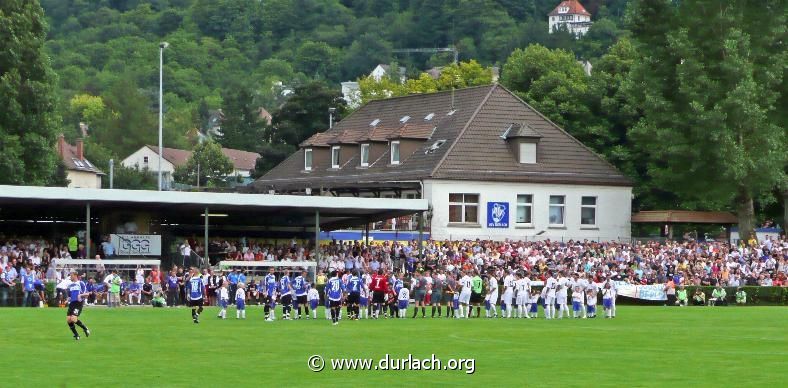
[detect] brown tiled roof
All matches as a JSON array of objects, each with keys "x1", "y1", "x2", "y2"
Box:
[
  {"x1": 632, "y1": 211, "x2": 738, "y2": 224},
  {"x1": 504, "y1": 122, "x2": 542, "y2": 139},
  {"x1": 300, "y1": 132, "x2": 335, "y2": 147},
  {"x1": 57, "y1": 136, "x2": 103, "y2": 174},
  {"x1": 548, "y1": 0, "x2": 591, "y2": 16},
  {"x1": 147, "y1": 145, "x2": 259, "y2": 171},
  {"x1": 253, "y1": 84, "x2": 630, "y2": 192},
  {"x1": 388, "y1": 122, "x2": 435, "y2": 140}
]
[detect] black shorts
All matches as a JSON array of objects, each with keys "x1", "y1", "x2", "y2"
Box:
[
  {"x1": 470, "y1": 292, "x2": 482, "y2": 304},
  {"x1": 296, "y1": 295, "x2": 307, "y2": 305},
  {"x1": 348, "y1": 292, "x2": 360, "y2": 305},
  {"x1": 372, "y1": 291, "x2": 385, "y2": 304},
  {"x1": 67, "y1": 301, "x2": 84, "y2": 317},
  {"x1": 281, "y1": 294, "x2": 293, "y2": 306},
  {"x1": 189, "y1": 298, "x2": 203, "y2": 307},
  {"x1": 329, "y1": 300, "x2": 341, "y2": 308}
]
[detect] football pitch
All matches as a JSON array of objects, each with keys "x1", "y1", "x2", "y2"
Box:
[{"x1": 1, "y1": 306, "x2": 785, "y2": 387}]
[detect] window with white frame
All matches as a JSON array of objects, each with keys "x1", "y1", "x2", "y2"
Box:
[
  {"x1": 549, "y1": 195, "x2": 565, "y2": 226},
  {"x1": 581, "y1": 196, "x2": 597, "y2": 226},
  {"x1": 390, "y1": 141, "x2": 400, "y2": 165},
  {"x1": 360, "y1": 144, "x2": 369, "y2": 166},
  {"x1": 516, "y1": 194, "x2": 533, "y2": 225},
  {"x1": 331, "y1": 146, "x2": 340, "y2": 168},
  {"x1": 449, "y1": 193, "x2": 479, "y2": 223},
  {"x1": 304, "y1": 148, "x2": 313, "y2": 171}
]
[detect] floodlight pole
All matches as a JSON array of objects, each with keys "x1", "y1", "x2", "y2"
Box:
[
  {"x1": 158, "y1": 42, "x2": 169, "y2": 191},
  {"x1": 204, "y1": 207, "x2": 209, "y2": 268},
  {"x1": 85, "y1": 203, "x2": 91, "y2": 259},
  {"x1": 315, "y1": 209, "x2": 320, "y2": 281}
]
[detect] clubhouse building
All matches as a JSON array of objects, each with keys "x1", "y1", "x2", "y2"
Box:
[{"x1": 253, "y1": 84, "x2": 632, "y2": 241}]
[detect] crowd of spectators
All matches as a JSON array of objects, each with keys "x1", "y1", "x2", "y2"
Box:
[{"x1": 1, "y1": 233, "x2": 786, "y2": 307}]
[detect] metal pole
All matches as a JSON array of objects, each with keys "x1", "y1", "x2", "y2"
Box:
[
  {"x1": 315, "y1": 210, "x2": 320, "y2": 256},
  {"x1": 158, "y1": 45, "x2": 164, "y2": 191},
  {"x1": 109, "y1": 159, "x2": 114, "y2": 189},
  {"x1": 364, "y1": 221, "x2": 369, "y2": 246},
  {"x1": 417, "y1": 211, "x2": 424, "y2": 261},
  {"x1": 196, "y1": 162, "x2": 200, "y2": 189},
  {"x1": 204, "y1": 207, "x2": 209, "y2": 268},
  {"x1": 85, "y1": 203, "x2": 91, "y2": 259}
]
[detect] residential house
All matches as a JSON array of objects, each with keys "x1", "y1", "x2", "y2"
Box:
[{"x1": 56, "y1": 134, "x2": 103, "y2": 188}]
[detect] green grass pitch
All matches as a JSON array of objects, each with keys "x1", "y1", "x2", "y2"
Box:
[{"x1": 1, "y1": 306, "x2": 785, "y2": 387}]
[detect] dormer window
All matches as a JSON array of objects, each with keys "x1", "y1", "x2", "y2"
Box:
[
  {"x1": 331, "y1": 146, "x2": 340, "y2": 168},
  {"x1": 360, "y1": 144, "x2": 369, "y2": 167},
  {"x1": 519, "y1": 142, "x2": 536, "y2": 164},
  {"x1": 399, "y1": 115, "x2": 410, "y2": 123},
  {"x1": 304, "y1": 148, "x2": 313, "y2": 171},
  {"x1": 447, "y1": 109, "x2": 456, "y2": 116},
  {"x1": 424, "y1": 113, "x2": 435, "y2": 121},
  {"x1": 390, "y1": 141, "x2": 400, "y2": 165},
  {"x1": 502, "y1": 122, "x2": 541, "y2": 164},
  {"x1": 370, "y1": 119, "x2": 380, "y2": 127}
]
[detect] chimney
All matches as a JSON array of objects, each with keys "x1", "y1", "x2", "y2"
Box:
[
  {"x1": 76, "y1": 138, "x2": 84, "y2": 160},
  {"x1": 57, "y1": 134, "x2": 66, "y2": 157}
]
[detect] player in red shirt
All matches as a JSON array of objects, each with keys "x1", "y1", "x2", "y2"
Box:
[{"x1": 370, "y1": 269, "x2": 388, "y2": 318}]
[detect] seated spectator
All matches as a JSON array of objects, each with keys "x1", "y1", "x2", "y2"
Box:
[
  {"x1": 709, "y1": 285, "x2": 727, "y2": 306},
  {"x1": 141, "y1": 279, "x2": 153, "y2": 304},
  {"x1": 151, "y1": 292, "x2": 166, "y2": 307},
  {"x1": 692, "y1": 289, "x2": 706, "y2": 306},
  {"x1": 675, "y1": 285, "x2": 688, "y2": 306},
  {"x1": 735, "y1": 287, "x2": 747, "y2": 305}
]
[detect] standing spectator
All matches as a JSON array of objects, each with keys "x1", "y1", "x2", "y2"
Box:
[
  {"x1": 101, "y1": 237, "x2": 115, "y2": 258},
  {"x1": 179, "y1": 240, "x2": 191, "y2": 268},
  {"x1": 664, "y1": 278, "x2": 676, "y2": 306},
  {"x1": 148, "y1": 266, "x2": 162, "y2": 295},
  {"x1": 108, "y1": 270, "x2": 122, "y2": 307},
  {"x1": 67, "y1": 234, "x2": 78, "y2": 259},
  {"x1": 166, "y1": 270, "x2": 179, "y2": 307},
  {"x1": 1, "y1": 264, "x2": 16, "y2": 306},
  {"x1": 141, "y1": 278, "x2": 153, "y2": 304},
  {"x1": 23, "y1": 265, "x2": 37, "y2": 307}
]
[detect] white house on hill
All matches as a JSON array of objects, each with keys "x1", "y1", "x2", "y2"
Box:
[{"x1": 549, "y1": 0, "x2": 593, "y2": 37}]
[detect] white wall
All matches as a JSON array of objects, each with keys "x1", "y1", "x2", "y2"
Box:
[
  {"x1": 122, "y1": 147, "x2": 175, "y2": 175},
  {"x1": 424, "y1": 179, "x2": 631, "y2": 242},
  {"x1": 67, "y1": 170, "x2": 101, "y2": 189}
]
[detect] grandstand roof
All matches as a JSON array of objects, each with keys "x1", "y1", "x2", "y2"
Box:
[
  {"x1": 631, "y1": 210, "x2": 738, "y2": 224},
  {"x1": 0, "y1": 185, "x2": 427, "y2": 230}
]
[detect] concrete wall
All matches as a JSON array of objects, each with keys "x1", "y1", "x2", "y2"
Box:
[
  {"x1": 424, "y1": 179, "x2": 631, "y2": 241},
  {"x1": 67, "y1": 170, "x2": 102, "y2": 189}
]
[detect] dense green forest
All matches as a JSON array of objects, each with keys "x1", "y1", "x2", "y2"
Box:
[{"x1": 0, "y1": 0, "x2": 783, "y2": 236}]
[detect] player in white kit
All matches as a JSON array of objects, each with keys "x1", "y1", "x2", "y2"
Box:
[
  {"x1": 502, "y1": 270, "x2": 515, "y2": 318},
  {"x1": 485, "y1": 271, "x2": 499, "y2": 318},
  {"x1": 514, "y1": 272, "x2": 529, "y2": 318},
  {"x1": 544, "y1": 272, "x2": 557, "y2": 319},
  {"x1": 458, "y1": 271, "x2": 473, "y2": 319},
  {"x1": 556, "y1": 272, "x2": 570, "y2": 319}
]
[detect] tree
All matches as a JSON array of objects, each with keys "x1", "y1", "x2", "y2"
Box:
[
  {"x1": 93, "y1": 78, "x2": 157, "y2": 158},
  {"x1": 173, "y1": 141, "x2": 234, "y2": 187},
  {"x1": 267, "y1": 81, "x2": 347, "y2": 146},
  {"x1": 252, "y1": 142, "x2": 295, "y2": 178},
  {"x1": 358, "y1": 60, "x2": 494, "y2": 104},
  {"x1": 626, "y1": 0, "x2": 787, "y2": 240},
  {"x1": 500, "y1": 45, "x2": 593, "y2": 142},
  {"x1": 218, "y1": 84, "x2": 265, "y2": 152},
  {"x1": 0, "y1": 0, "x2": 62, "y2": 185}
]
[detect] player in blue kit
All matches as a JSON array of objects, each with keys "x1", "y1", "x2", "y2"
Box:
[
  {"x1": 346, "y1": 272, "x2": 363, "y2": 320},
  {"x1": 293, "y1": 271, "x2": 309, "y2": 319},
  {"x1": 279, "y1": 270, "x2": 293, "y2": 320},
  {"x1": 326, "y1": 271, "x2": 344, "y2": 326},
  {"x1": 187, "y1": 268, "x2": 205, "y2": 324},
  {"x1": 263, "y1": 268, "x2": 277, "y2": 321},
  {"x1": 66, "y1": 272, "x2": 90, "y2": 340}
]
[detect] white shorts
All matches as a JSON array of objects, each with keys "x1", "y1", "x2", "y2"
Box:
[
  {"x1": 516, "y1": 293, "x2": 528, "y2": 306},
  {"x1": 545, "y1": 296, "x2": 556, "y2": 305},
  {"x1": 488, "y1": 292, "x2": 499, "y2": 305},
  {"x1": 557, "y1": 294, "x2": 567, "y2": 305},
  {"x1": 503, "y1": 290, "x2": 513, "y2": 304},
  {"x1": 459, "y1": 290, "x2": 471, "y2": 304}
]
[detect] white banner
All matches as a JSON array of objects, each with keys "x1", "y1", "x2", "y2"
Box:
[
  {"x1": 613, "y1": 281, "x2": 666, "y2": 301},
  {"x1": 111, "y1": 234, "x2": 161, "y2": 256}
]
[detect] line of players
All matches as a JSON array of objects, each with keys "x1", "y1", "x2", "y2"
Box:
[{"x1": 179, "y1": 266, "x2": 619, "y2": 325}]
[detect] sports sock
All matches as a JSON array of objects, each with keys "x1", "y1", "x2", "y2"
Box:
[
  {"x1": 241, "y1": 310, "x2": 245, "y2": 319},
  {"x1": 68, "y1": 322, "x2": 79, "y2": 337},
  {"x1": 75, "y1": 320, "x2": 88, "y2": 331},
  {"x1": 475, "y1": 306, "x2": 480, "y2": 318},
  {"x1": 191, "y1": 309, "x2": 196, "y2": 319},
  {"x1": 236, "y1": 310, "x2": 240, "y2": 318},
  {"x1": 437, "y1": 306, "x2": 442, "y2": 316},
  {"x1": 412, "y1": 307, "x2": 417, "y2": 318},
  {"x1": 421, "y1": 306, "x2": 426, "y2": 317},
  {"x1": 431, "y1": 306, "x2": 436, "y2": 317}
]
